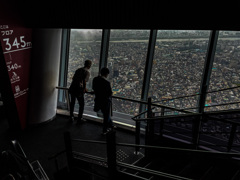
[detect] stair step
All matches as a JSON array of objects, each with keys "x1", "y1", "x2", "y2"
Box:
[
  {"x1": 120, "y1": 157, "x2": 151, "y2": 175},
  {"x1": 201, "y1": 163, "x2": 239, "y2": 180},
  {"x1": 178, "y1": 159, "x2": 213, "y2": 179},
  {"x1": 231, "y1": 170, "x2": 240, "y2": 180}
]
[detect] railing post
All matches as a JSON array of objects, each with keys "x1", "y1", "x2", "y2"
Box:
[
  {"x1": 106, "y1": 130, "x2": 117, "y2": 178},
  {"x1": 66, "y1": 89, "x2": 70, "y2": 110},
  {"x1": 159, "y1": 107, "x2": 165, "y2": 137},
  {"x1": 135, "y1": 120, "x2": 140, "y2": 154},
  {"x1": 147, "y1": 97, "x2": 152, "y2": 119},
  {"x1": 146, "y1": 97, "x2": 154, "y2": 158},
  {"x1": 148, "y1": 98, "x2": 154, "y2": 141},
  {"x1": 54, "y1": 157, "x2": 59, "y2": 172},
  {"x1": 227, "y1": 124, "x2": 237, "y2": 152},
  {"x1": 192, "y1": 115, "x2": 202, "y2": 149},
  {"x1": 64, "y1": 131, "x2": 73, "y2": 171}
]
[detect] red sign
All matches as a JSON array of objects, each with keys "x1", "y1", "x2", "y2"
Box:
[{"x1": 0, "y1": 25, "x2": 32, "y2": 129}]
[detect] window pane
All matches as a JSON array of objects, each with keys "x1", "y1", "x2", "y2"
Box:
[
  {"x1": 206, "y1": 31, "x2": 240, "y2": 111},
  {"x1": 68, "y1": 29, "x2": 102, "y2": 109},
  {"x1": 149, "y1": 30, "x2": 211, "y2": 113},
  {"x1": 108, "y1": 30, "x2": 150, "y2": 116}
]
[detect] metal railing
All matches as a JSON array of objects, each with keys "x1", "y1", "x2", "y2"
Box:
[
  {"x1": 52, "y1": 131, "x2": 240, "y2": 180},
  {"x1": 132, "y1": 98, "x2": 240, "y2": 152},
  {"x1": 152, "y1": 85, "x2": 240, "y2": 113},
  {"x1": 56, "y1": 86, "x2": 196, "y2": 152},
  {"x1": 56, "y1": 86, "x2": 194, "y2": 113},
  {"x1": 56, "y1": 86, "x2": 240, "y2": 152}
]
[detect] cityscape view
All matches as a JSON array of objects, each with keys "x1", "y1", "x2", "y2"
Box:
[{"x1": 67, "y1": 30, "x2": 240, "y2": 116}]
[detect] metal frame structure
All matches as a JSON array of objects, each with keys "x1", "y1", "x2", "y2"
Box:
[
  {"x1": 192, "y1": 30, "x2": 219, "y2": 148},
  {"x1": 99, "y1": 29, "x2": 110, "y2": 71},
  {"x1": 58, "y1": 29, "x2": 70, "y2": 103},
  {"x1": 139, "y1": 29, "x2": 157, "y2": 115},
  {"x1": 57, "y1": 29, "x2": 238, "y2": 124}
]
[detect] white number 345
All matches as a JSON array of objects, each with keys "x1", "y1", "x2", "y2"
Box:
[{"x1": 3, "y1": 36, "x2": 26, "y2": 51}]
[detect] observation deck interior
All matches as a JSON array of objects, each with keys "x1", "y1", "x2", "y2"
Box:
[
  {"x1": 0, "y1": 111, "x2": 144, "y2": 180},
  {"x1": 1, "y1": 1, "x2": 240, "y2": 180}
]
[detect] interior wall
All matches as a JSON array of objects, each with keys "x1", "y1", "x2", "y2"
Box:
[
  {"x1": 28, "y1": 29, "x2": 62, "y2": 125},
  {"x1": 0, "y1": 1, "x2": 32, "y2": 130}
]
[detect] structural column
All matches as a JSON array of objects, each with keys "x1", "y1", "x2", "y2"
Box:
[
  {"x1": 192, "y1": 30, "x2": 219, "y2": 148},
  {"x1": 28, "y1": 29, "x2": 62, "y2": 125}
]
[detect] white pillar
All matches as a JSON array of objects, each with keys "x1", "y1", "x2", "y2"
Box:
[{"x1": 28, "y1": 29, "x2": 62, "y2": 125}]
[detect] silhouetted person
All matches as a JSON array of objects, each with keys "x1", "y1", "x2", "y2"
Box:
[
  {"x1": 69, "y1": 60, "x2": 92, "y2": 124},
  {"x1": 92, "y1": 67, "x2": 115, "y2": 134}
]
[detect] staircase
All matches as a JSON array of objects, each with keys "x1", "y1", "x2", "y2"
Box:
[
  {"x1": 59, "y1": 125, "x2": 240, "y2": 180},
  {"x1": 119, "y1": 136, "x2": 240, "y2": 180}
]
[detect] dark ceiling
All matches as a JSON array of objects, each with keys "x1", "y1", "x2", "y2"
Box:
[{"x1": 3, "y1": 1, "x2": 240, "y2": 30}]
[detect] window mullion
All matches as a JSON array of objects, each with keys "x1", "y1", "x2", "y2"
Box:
[
  {"x1": 99, "y1": 29, "x2": 110, "y2": 72},
  {"x1": 198, "y1": 30, "x2": 219, "y2": 113},
  {"x1": 139, "y1": 29, "x2": 157, "y2": 114}
]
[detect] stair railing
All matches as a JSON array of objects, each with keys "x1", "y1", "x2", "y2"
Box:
[
  {"x1": 56, "y1": 86, "x2": 240, "y2": 152},
  {"x1": 56, "y1": 130, "x2": 240, "y2": 180}
]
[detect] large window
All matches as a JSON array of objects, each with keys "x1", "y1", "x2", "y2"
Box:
[
  {"x1": 67, "y1": 29, "x2": 102, "y2": 108},
  {"x1": 206, "y1": 31, "x2": 240, "y2": 111},
  {"x1": 149, "y1": 30, "x2": 210, "y2": 113},
  {"x1": 60, "y1": 29, "x2": 240, "y2": 121},
  {"x1": 108, "y1": 30, "x2": 150, "y2": 116}
]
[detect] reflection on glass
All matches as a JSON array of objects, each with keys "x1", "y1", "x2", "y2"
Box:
[
  {"x1": 149, "y1": 30, "x2": 210, "y2": 113},
  {"x1": 206, "y1": 31, "x2": 240, "y2": 111},
  {"x1": 68, "y1": 29, "x2": 102, "y2": 107},
  {"x1": 108, "y1": 30, "x2": 150, "y2": 116}
]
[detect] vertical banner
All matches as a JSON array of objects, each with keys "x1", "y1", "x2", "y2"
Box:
[{"x1": 0, "y1": 25, "x2": 32, "y2": 129}]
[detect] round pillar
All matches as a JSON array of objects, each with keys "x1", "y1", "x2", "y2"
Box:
[{"x1": 28, "y1": 29, "x2": 62, "y2": 125}]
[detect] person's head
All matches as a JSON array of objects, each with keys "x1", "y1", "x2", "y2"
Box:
[
  {"x1": 84, "y1": 60, "x2": 92, "y2": 69},
  {"x1": 100, "y1": 67, "x2": 110, "y2": 78}
]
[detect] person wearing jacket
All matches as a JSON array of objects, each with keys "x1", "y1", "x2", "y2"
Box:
[{"x1": 92, "y1": 67, "x2": 115, "y2": 134}]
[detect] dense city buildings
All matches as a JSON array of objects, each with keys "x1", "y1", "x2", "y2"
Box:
[
  {"x1": 67, "y1": 30, "x2": 240, "y2": 116},
  {"x1": 65, "y1": 29, "x2": 240, "y2": 147}
]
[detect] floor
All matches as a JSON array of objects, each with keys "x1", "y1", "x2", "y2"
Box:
[{"x1": 0, "y1": 113, "x2": 144, "y2": 180}]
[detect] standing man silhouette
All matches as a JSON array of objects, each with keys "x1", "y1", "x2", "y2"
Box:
[
  {"x1": 69, "y1": 60, "x2": 92, "y2": 125},
  {"x1": 92, "y1": 67, "x2": 116, "y2": 134}
]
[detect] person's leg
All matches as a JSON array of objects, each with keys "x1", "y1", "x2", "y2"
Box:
[
  {"x1": 101, "y1": 106, "x2": 109, "y2": 133},
  {"x1": 76, "y1": 95, "x2": 85, "y2": 123},
  {"x1": 106, "y1": 101, "x2": 115, "y2": 128},
  {"x1": 69, "y1": 93, "x2": 76, "y2": 120}
]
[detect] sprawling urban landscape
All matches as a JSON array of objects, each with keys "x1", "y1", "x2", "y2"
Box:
[
  {"x1": 66, "y1": 30, "x2": 240, "y2": 148},
  {"x1": 68, "y1": 30, "x2": 240, "y2": 115}
]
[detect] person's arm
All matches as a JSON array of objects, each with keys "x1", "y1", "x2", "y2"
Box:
[
  {"x1": 107, "y1": 81, "x2": 113, "y2": 97},
  {"x1": 83, "y1": 80, "x2": 87, "y2": 93},
  {"x1": 84, "y1": 70, "x2": 90, "y2": 93}
]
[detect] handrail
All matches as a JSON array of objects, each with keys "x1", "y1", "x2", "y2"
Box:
[
  {"x1": 111, "y1": 95, "x2": 148, "y2": 105},
  {"x1": 153, "y1": 85, "x2": 240, "y2": 103},
  {"x1": 56, "y1": 86, "x2": 68, "y2": 90},
  {"x1": 72, "y1": 139, "x2": 106, "y2": 145},
  {"x1": 151, "y1": 102, "x2": 193, "y2": 114},
  {"x1": 73, "y1": 151, "x2": 106, "y2": 163},
  {"x1": 118, "y1": 162, "x2": 193, "y2": 180},
  {"x1": 64, "y1": 129, "x2": 240, "y2": 180},
  {"x1": 153, "y1": 93, "x2": 201, "y2": 103},
  {"x1": 48, "y1": 150, "x2": 66, "y2": 160},
  {"x1": 133, "y1": 112, "x2": 202, "y2": 121},
  {"x1": 115, "y1": 142, "x2": 240, "y2": 157},
  {"x1": 203, "y1": 101, "x2": 240, "y2": 108},
  {"x1": 62, "y1": 135, "x2": 240, "y2": 179},
  {"x1": 69, "y1": 138, "x2": 240, "y2": 158},
  {"x1": 207, "y1": 85, "x2": 240, "y2": 94},
  {"x1": 56, "y1": 86, "x2": 240, "y2": 111},
  {"x1": 132, "y1": 107, "x2": 156, "y2": 120},
  {"x1": 71, "y1": 150, "x2": 192, "y2": 180},
  {"x1": 133, "y1": 111, "x2": 240, "y2": 126},
  {"x1": 56, "y1": 86, "x2": 195, "y2": 114}
]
